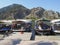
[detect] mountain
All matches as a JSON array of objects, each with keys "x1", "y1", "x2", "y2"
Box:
[
  {"x1": 0, "y1": 4, "x2": 30, "y2": 20},
  {"x1": 43, "y1": 10, "x2": 59, "y2": 19},
  {"x1": 0, "y1": 4, "x2": 60, "y2": 20},
  {"x1": 26, "y1": 8, "x2": 60, "y2": 20},
  {"x1": 25, "y1": 7, "x2": 45, "y2": 19}
]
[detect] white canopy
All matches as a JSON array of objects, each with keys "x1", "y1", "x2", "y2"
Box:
[
  {"x1": 51, "y1": 19, "x2": 60, "y2": 23},
  {"x1": 16, "y1": 19, "x2": 32, "y2": 23},
  {"x1": 0, "y1": 19, "x2": 32, "y2": 24}
]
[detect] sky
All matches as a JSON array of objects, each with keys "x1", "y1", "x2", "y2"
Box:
[{"x1": 0, "y1": 0, "x2": 60, "y2": 12}]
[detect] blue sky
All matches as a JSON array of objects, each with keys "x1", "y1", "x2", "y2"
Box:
[{"x1": 0, "y1": 0, "x2": 60, "y2": 12}]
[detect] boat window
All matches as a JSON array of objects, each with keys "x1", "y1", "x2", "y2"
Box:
[
  {"x1": 54, "y1": 24, "x2": 60, "y2": 30},
  {"x1": 55, "y1": 21, "x2": 60, "y2": 23}
]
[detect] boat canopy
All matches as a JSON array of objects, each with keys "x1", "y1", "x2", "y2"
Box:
[
  {"x1": 51, "y1": 19, "x2": 60, "y2": 23},
  {"x1": 0, "y1": 19, "x2": 32, "y2": 24}
]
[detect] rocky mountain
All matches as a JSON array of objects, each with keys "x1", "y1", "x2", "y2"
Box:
[
  {"x1": 43, "y1": 10, "x2": 60, "y2": 19},
  {"x1": 0, "y1": 4, "x2": 60, "y2": 20},
  {"x1": 0, "y1": 4, "x2": 30, "y2": 20},
  {"x1": 26, "y1": 8, "x2": 60, "y2": 20},
  {"x1": 26, "y1": 7, "x2": 45, "y2": 19}
]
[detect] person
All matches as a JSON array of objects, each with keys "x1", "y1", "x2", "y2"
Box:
[{"x1": 20, "y1": 26, "x2": 24, "y2": 34}]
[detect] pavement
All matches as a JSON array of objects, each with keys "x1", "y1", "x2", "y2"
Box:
[
  {"x1": 4, "y1": 32, "x2": 32, "y2": 40},
  {"x1": 18, "y1": 40, "x2": 60, "y2": 45},
  {"x1": 0, "y1": 32, "x2": 60, "y2": 45}
]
